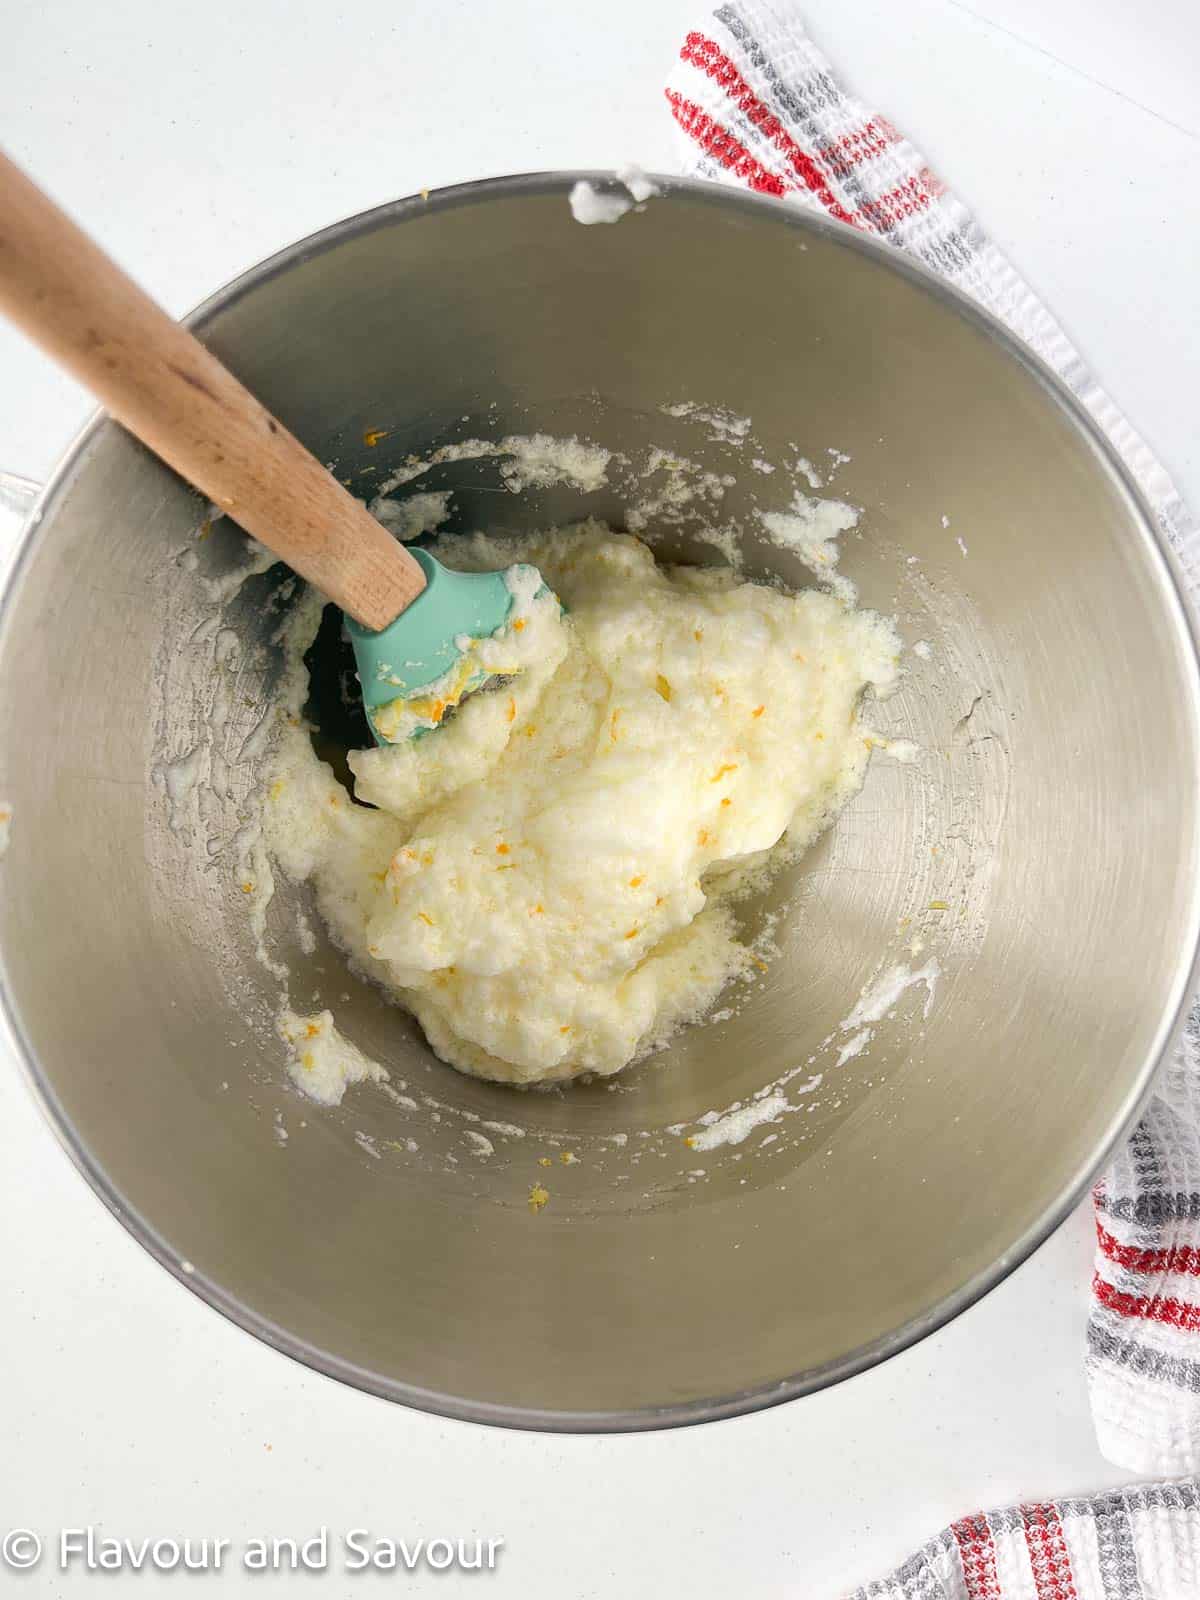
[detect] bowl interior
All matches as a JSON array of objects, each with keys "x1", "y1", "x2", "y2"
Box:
[{"x1": 1, "y1": 177, "x2": 1198, "y2": 1426}]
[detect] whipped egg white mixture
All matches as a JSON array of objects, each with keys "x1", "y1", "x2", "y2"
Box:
[{"x1": 265, "y1": 521, "x2": 900, "y2": 1086}]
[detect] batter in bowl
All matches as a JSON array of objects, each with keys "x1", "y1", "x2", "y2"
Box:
[{"x1": 266, "y1": 521, "x2": 900, "y2": 1085}]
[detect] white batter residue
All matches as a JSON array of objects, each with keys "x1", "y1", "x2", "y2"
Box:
[
  {"x1": 569, "y1": 168, "x2": 659, "y2": 223},
  {"x1": 759, "y1": 492, "x2": 861, "y2": 605},
  {"x1": 835, "y1": 1028, "x2": 872, "y2": 1068},
  {"x1": 616, "y1": 163, "x2": 659, "y2": 203},
  {"x1": 624, "y1": 449, "x2": 736, "y2": 536},
  {"x1": 672, "y1": 955, "x2": 943, "y2": 1149},
  {"x1": 687, "y1": 1091, "x2": 788, "y2": 1151},
  {"x1": 569, "y1": 181, "x2": 632, "y2": 225},
  {"x1": 204, "y1": 537, "x2": 278, "y2": 603},
  {"x1": 264, "y1": 521, "x2": 900, "y2": 1086},
  {"x1": 841, "y1": 959, "x2": 940, "y2": 1032},
  {"x1": 376, "y1": 434, "x2": 610, "y2": 497},
  {"x1": 276, "y1": 1007, "x2": 388, "y2": 1106},
  {"x1": 155, "y1": 744, "x2": 205, "y2": 832},
  {"x1": 371, "y1": 490, "x2": 453, "y2": 541},
  {"x1": 876, "y1": 737, "x2": 920, "y2": 763},
  {"x1": 660, "y1": 402, "x2": 751, "y2": 444}
]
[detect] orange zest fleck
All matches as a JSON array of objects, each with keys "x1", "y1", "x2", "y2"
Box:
[
  {"x1": 240, "y1": 881, "x2": 254, "y2": 894},
  {"x1": 628, "y1": 875, "x2": 644, "y2": 888},
  {"x1": 304, "y1": 1022, "x2": 321, "y2": 1038},
  {"x1": 506, "y1": 696, "x2": 516, "y2": 723},
  {"x1": 417, "y1": 911, "x2": 434, "y2": 926},
  {"x1": 710, "y1": 763, "x2": 738, "y2": 783},
  {"x1": 363, "y1": 428, "x2": 389, "y2": 447},
  {"x1": 610, "y1": 708, "x2": 622, "y2": 741},
  {"x1": 496, "y1": 842, "x2": 510, "y2": 855},
  {"x1": 720, "y1": 797, "x2": 731, "y2": 808},
  {"x1": 752, "y1": 956, "x2": 769, "y2": 972},
  {"x1": 655, "y1": 674, "x2": 672, "y2": 702},
  {"x1": 512, "y1": 617, "x2": 526, "y2": 631},
  {"x1": 697, "y1": 828, "x2": 711, "y2": 846},
  {"x1": 693, "y1": 628, "x2": 703, "y2": 642},
  {"x1": 559, "y1": 1024, "x2": 572, "y2": 1033},
  {"x1": 531, "y1": 903, "x2": 544, "y2": 915},
  {"x1": 752, "y1": 705, "x2": 765, "y2": 718},
  {"x1": 529, "y1": 1185, "x2": 549, "y2": 1212},
  {"x1": 813, "y1": 731, "x2": 824, "y2": 741},
  {"x1": 624, "y1": 926, "x2": 639, "y2": 940}
]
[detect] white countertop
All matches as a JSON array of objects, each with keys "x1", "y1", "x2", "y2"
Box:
[{"x1": 2, "y1": 2, "x2": 1197, "y2": 1592}]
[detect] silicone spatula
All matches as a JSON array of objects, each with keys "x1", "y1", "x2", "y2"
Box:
[{"x1": 0, "y1": 149, "x2": 521, "y2": 744}]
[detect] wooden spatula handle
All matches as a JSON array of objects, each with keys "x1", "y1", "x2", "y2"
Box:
[{"x1": 0, "y1": 150, "x2": 425, "y2": 630}]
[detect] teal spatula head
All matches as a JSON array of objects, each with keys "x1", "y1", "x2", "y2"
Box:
[{"x1": 345, "y1": 547, "x2": 521, "y2": 744}]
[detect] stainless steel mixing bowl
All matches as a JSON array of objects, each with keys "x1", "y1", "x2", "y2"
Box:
[{"x1": 2, "y1": 174, "x2": 1199, "y2": 1430}]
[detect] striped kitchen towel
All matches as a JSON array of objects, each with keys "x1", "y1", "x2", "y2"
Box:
[
  {"x1": 666, "y1": 2, "x2": 1200, "y2": 1480},
  {"x1": 849, "y1": 1482, "x2": 1200, "y2": 1600}
]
